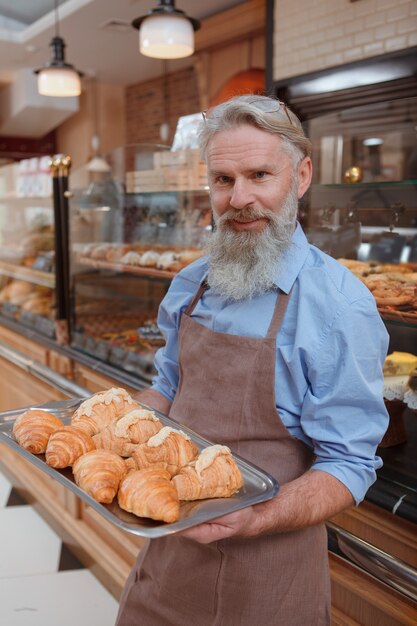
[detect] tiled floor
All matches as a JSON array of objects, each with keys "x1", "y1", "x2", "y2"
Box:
[{"x1": 0, "y1": 471, "x2": 119, "y2": 626}]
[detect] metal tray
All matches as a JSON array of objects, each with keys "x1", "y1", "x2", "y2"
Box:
[{"x1": 0, "y1": 399, "x2": 279, "y2": 539}]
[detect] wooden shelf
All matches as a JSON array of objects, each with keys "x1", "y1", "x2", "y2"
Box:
[
  {"x1": 77, "y1": 257, "x2": 176, "y2": 280},
  {"x1": 0, "y1": 260, "x2": 55, "y2": 288}
]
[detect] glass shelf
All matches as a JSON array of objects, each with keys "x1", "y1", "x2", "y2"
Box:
[{"x1": 312, "y1": 180, "x2": 417, "y2": 189}]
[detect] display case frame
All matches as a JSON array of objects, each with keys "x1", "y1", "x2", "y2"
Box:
[
  {"x1": 0, "y1": 157, "x2": 62, "y2": 340},
  {"x1": 67, "y1": 144, "x2": 211, "y2": 384}
]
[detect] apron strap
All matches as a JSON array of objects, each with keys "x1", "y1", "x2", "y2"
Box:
[
  {"x1": 184, "y1": 278, "x2": 209, "y2": 316},
  {"x1": 267, "y1": 289, "x2": 292, "y2": 338},
  {"x1": 184, "y1": 279, "x2": 292, "y2": 338}
]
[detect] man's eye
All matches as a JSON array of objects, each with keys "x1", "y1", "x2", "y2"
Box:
[
  {"x1": 255, "y1": 171, "x2": 267, "y2": 179},
  {"x1": 217, "y1": 176, "x2": 231, "y2": 184}
]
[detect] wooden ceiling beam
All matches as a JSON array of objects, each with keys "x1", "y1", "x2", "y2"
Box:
[{"x1": 195, "y1": 0, "x2": 265, "y2": 52}]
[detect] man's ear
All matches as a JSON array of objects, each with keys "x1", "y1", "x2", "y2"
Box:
[{"x1": 297, "y1": 157, "x2": 313, "y2": 199}]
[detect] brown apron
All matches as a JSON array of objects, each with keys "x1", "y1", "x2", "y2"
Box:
[{"x1": 117, "y1": 283, "x2": 330, "y2": 626}]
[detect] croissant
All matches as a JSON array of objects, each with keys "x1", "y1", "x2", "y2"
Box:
[
  {"x1": 71, "y1": 388, "x2": 138, "y2": 436},
  {"x1": 92, "y1": 408, "x2": 163, "y2": 456},
  {"x1": 172, "y1": 445, "x2": 244, "y2": 501},
  {"x1": 124, "y1": 457, "x2": 137, "y2": 474},
  {"x1": 118, "y1": 468, "x2": 180, "y2": 523},
  {"x1": 45, "y1": 426, "x2": 95, "y2": 468},
  {"x1": 12, "y1": 409, "x2": 64, "y2": 454},
  {"x1": 131, "y1": 426, "x2": 198, "y2": 477},
  {"x1": 72, "y1": 449, "x2": 127, "y2": 503}
]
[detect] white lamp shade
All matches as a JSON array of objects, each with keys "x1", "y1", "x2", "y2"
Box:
[
  {"x1": 139, "y1": 15, "x2": 194, "y2": 59},
  {"x1": 37, "y1": 68, "x2": 81, "y2": 97}
]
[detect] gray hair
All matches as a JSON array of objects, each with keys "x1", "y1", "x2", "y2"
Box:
[{"x1": 199, "y1": 95, "x2": 312, "y2": 166}]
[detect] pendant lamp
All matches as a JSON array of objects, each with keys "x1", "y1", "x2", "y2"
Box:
[
  {"x1": 34, "y1": 0, "x2": 83, "y2": 97},
  {"x1": 132, "y1": 0, "x2": 201, "y2": 59}
]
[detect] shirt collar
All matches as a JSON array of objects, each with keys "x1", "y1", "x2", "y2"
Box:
[{"x1": 272, "y1": 222, "x2": 310, "y2": 294}]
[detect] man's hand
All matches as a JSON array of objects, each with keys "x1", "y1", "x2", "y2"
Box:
[
  {"x1": 178, "y1": 506, "x2": 258, "y2": 544},
  {"x1": 133, "y1": 388, "x2": 172, "y2": 415},
  {"x1": 177, "y1": 470, "x2": 354, "y2": 545}
]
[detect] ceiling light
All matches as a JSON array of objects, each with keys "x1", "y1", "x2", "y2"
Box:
[
  {"x1": 132, "y1": 0, "x2": 201, "y2": 60},
  {"x1": 363, "y1": 138, "x2": 384, "y2": 146},
  {"x1": 34, "y1": 0, "x2": 83, "y2": 97}
]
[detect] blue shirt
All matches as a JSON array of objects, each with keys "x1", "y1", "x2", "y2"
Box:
[{"x1": 152, "y1": 223, "x2": 390, "y2": 504}]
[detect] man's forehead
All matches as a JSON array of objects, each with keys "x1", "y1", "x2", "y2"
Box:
[
  {"x1": 207, "y1": 123, "x2": 282, "y2": 144},
  {"x1": 207, "y1": 130, "x2": 288, "y2": 170}
]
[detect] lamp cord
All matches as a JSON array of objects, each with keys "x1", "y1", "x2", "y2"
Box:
[{"x1": 54, "y1": 0, "x2": 60, "y2": 38}]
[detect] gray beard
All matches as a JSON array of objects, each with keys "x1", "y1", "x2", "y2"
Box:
[{"x1": 206, "y1": 185, "x2": 299, "y2": 301}]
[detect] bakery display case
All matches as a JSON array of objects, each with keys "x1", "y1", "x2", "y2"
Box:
[
  {"x1": 305, "y1": 95, "x2": 417, "y2": 261},
  {"x1": 304, "y1": 96, "x2": 417, "y2": 330},
  {"x1": 68, "y1": 144, "x2": 211, "y2": 382},
  {"x1": 304, "y1": 94, "x2": 417, "y2": 438},
  {"x1": 0, "y1": 158, "x2": 57, "y2": 339},
  {"x1": 296, "y1": 91, "x2": 417, "y2": 623}
]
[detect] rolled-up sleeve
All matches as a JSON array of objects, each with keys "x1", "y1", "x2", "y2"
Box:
[
  {"x1": 152, "y1": 300, "x2": 180, "y2": 402},
  {"x1": 301, "y1": 296, "x2": 390, "y2": 504}
]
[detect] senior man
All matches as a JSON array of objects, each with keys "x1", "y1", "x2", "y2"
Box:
[{"x1": 116, "y1": 95, "x2": 389, "y2": 626}]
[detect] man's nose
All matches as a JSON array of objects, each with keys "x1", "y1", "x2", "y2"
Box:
[{"x1": 230, "y1": 179, "x2": 251, "y2": 209}]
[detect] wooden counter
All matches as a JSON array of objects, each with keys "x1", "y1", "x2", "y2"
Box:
[
  {"x1": 0, "y1": 323, "x2": 143, "y2": 599},
  {"x1": 0, "y1": 321, "x2": 415, "y2": 624}
]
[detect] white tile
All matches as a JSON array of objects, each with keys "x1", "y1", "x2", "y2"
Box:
[
  {"x1": 0, "y1": 570, "x2": 118, "y2": 626},
  {"x1": 0, "y1": 506, "x2": 61, "y2": 578},
  {"x1": 0, "y1": 472, "x2": 12, "y2": 508}
]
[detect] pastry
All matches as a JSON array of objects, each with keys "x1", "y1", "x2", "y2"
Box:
[
  {"x1": 19, "y1": 231, "x2": 54, "y2": 255},
  {"x1": 0, "y1": 284, "x2": 11, "y2": 303},
  {"x1": 176, "y1": 249, "x2": 204, "y2": 268},
  {"x1": 139, "y1": 250, "x2": 159, "y2": 267},
  {"x1": 90, "y1": 244, "x2": 113, "y2": 260},
  {"x1": 384, "y1": 352, "x2": 417, "y2": 377},
  {"x1": 156, "y1": 251, "x2": 181, "y2": 272},
  {"x1": 124, "y1": 457, "x2": 137, "y2": 473},
  {"x1": 79, "y1": 243, "x2": 96, "y2": 258},
  {"x1": 71, "y1": 387, "x2": 138, "y2": 436},
  {"x1": 120, "y1": 251, "x2": 142, "y2": 266},
  {"x1": 118, "y1": 468, "x2": 180, "y2": 523},
  {"x1": 20, "y1": 295, "x2": 52, "y2": 316},
  {"x1": 45, "y1": 425, "x2": 95, "y2": 468},
  {"x1": 132, "y1": 426, "x2": 199, "y2": 476},
  {"x1": 72, "y1": 449, "x2": 127, "y2": 503},
  {"x1": 22, "y1": 256, "x2": 36, "y2": 268},
  {"x1": 337, "y1": 259, "x2": 370, "y2": 274},
  {"x1": 370, "y1": 282, "x2": 415, "y2": 307},
  {"x1": 173, "y1": 445, "x2": 243, "y2": 500},
  {"x1": 92, "y1": 408, "x2": 163, "y2": 456},
  {"x1": 12, "y1": 409, "x2": 63, "y2": 454},
  {"x1": 376, "y1": 263, "x2": 413, "y2": 274},
  {"x1": 407, "y1": 368, "x2": 417, "y2": 392},
  {"x1": 106, "y1": 245, "x2": 132, "y2": 262},
  {"x1": 2, "y1": 281, "x2": 35, "y2": 305}
]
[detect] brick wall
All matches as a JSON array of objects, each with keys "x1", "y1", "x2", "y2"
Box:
[
  {"x1": 273, "y1": 0, "x2": 417, "y2": 80},
  {"x1": 125, "y1": 67, "x2": 201, "y2": 146}
]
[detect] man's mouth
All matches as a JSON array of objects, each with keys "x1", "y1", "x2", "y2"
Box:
[{"x1": 228, "y1": 216, "x2": 269, "y2": 231}]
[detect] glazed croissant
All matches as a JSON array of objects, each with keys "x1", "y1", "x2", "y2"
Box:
[
  {"x1": 71, "y1": 387, "x2": 138, "y2": 436},
  {"x1": 92, "y1": 408, "x2": 163, "y2": 457},
  {"x1": 118, "y1": 468, "x2": 180, "y2": 523},
  {"x1": 12, "y1": 409, "x2": 63, "y2": 454},
  {"x1": 172, "y1": 445, "x2": 244, "y2": 501},
  {"x1": 131, "y1": 426, "x2": 199, "y2": 477},
  {"x1": 72, "y1": 449, "x2": 127, "y2": 503},
  {"x1": 45, "y1": 425, "x2": 95, "y2": 468}
]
